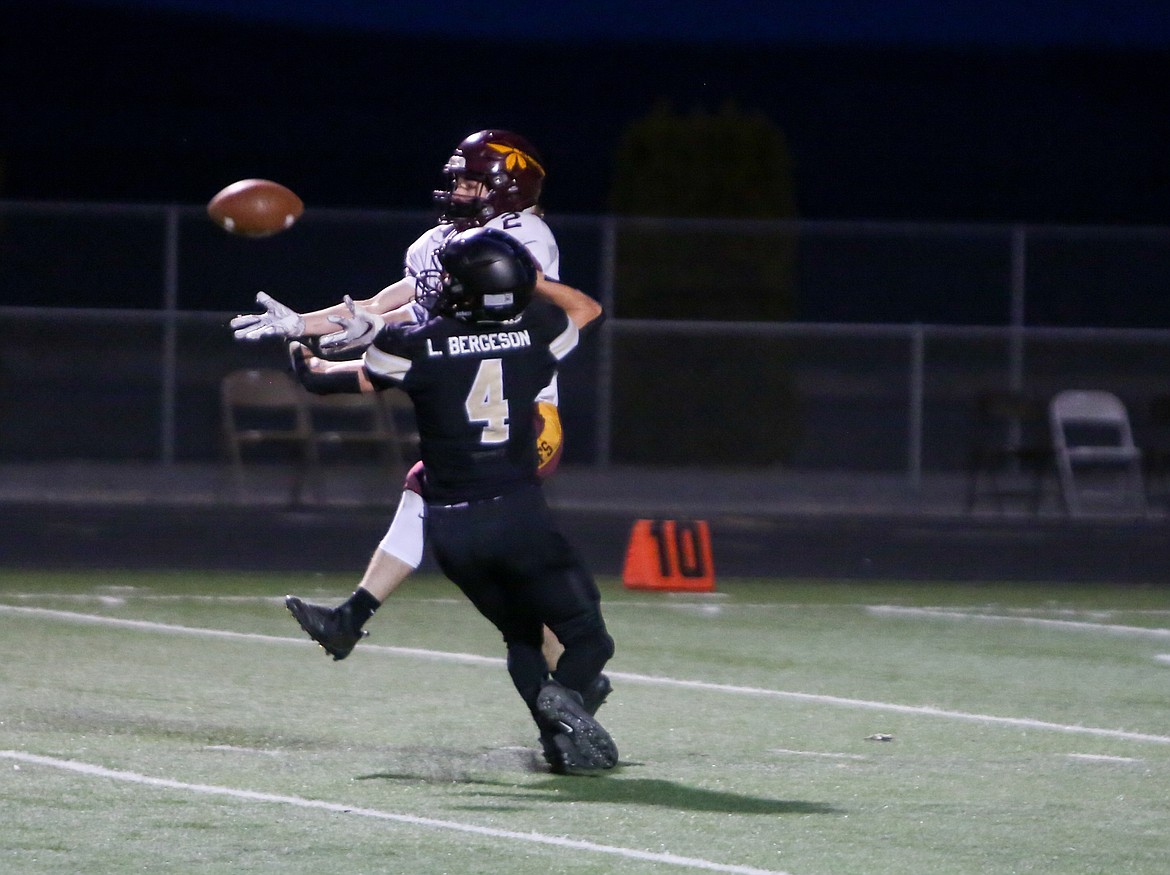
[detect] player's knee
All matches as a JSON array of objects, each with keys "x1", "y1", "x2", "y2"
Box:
[
  {"x1": 403, "y1": 461, "x2": 426, "y2": 495},
  {"x1": 549, "y1": 611, "x2": 614, "y2": 662},
  {"x1": 598, "y1": 628, "x2": 616, "y2": 662}
]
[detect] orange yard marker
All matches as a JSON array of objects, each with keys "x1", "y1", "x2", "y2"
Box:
[{"x1": 622, "y1": 519, "x2": 715, "y2": 592}]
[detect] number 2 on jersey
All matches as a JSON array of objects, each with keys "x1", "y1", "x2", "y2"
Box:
[{"x1": 465, "y1": 358, "x2": 509, "y2": 444}]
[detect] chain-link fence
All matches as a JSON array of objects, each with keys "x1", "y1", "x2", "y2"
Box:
[{"x1": 3, "y1": 202, "x2": 1169, "y2": 482}]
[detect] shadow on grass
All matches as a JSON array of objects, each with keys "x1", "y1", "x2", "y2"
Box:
[
  {"x1": 512, "y1": 776, "x2": 840, "y2": 815},
  {"x1": 359, "y1": 766, "x2": 841, "y2": 816}
]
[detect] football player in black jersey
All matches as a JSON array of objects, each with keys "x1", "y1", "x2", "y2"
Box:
[
  {"x1": 231, "y1": 131, "x2": 572, "y2": 677},
  {"x1": 285, "y1": 228, "x2": 617, "y2": 775}
]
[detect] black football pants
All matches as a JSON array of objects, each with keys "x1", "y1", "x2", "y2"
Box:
[{"x1": 424, "y1": 484, "x2": 614, "y2": 726}]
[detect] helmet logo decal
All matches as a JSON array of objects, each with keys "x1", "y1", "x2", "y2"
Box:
[{"x1": 486, "y1": 143, "x2": 545, "y2": 177}]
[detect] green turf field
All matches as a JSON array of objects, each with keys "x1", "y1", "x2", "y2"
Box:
[{"x1": 2, "y1": 569, "x2": 1167, "y2": 874}]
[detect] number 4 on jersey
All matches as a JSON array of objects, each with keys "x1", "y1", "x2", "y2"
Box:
[{"x1": 466, "y1": 358, "x2": 509, "y2": 444}]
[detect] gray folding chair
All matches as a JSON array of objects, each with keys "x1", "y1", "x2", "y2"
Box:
[
  {"x1": 1048, "y1": 389, "x2": 1144, "y2": 516},
  {"x1": 307, "y1": 391, "x2": 417, "y2": 475},
  {"x1": 220, "y1": 368, "x2": 317, "y2": 503},
  {"x1": 965, "y1": 389, "x2": 1054, "y2": 513}
]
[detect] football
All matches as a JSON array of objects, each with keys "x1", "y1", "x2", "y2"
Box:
[
  {"x1": 207, "y1": 178, "x2": 304, "y2": 237},
  {"x1": 534, "y1": 401, "x2": 564, "y2": 478}
]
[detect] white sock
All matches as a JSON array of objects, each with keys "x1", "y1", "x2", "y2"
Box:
[{"x1": 377, "y1": 490, "x2": 426, "y2": 568}]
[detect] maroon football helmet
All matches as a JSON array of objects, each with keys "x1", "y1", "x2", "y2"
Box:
[{"x1": 433, "y1": 130, "x2": 546, "y2": 228}]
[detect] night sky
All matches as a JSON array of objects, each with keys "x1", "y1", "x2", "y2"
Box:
[
  {"x1": 2, "y1": 0, "x2": 1170, "y2": 223},
  {"x1": 49, "y1": 0, "x2": 1170, "y2": 47}
]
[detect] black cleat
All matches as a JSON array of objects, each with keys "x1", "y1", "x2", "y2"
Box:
[
  {"x1": 285, "y1": 595, "x2": 367, "y2": 661},
  {"x1": 538, "y1": 727, "x2": 560, "y2": 769},
  {"x1": 582, "y1": 673, "x2": 612, "y2": 716},
  {"x1": 536, "y1": 679, "x2": 618, "y2": 775}
]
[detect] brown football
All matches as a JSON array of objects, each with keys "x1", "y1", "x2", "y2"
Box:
[{"x1": 207, "y1": 178, "x2": 304, "y2": 237}]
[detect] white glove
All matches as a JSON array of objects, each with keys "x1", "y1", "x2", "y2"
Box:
[
  {"x1": 230, "y1": 291, "x2": 305, "y2": 340},
  {"x1": 318, "y1": 295, "x2": 383, "y2": 355}
]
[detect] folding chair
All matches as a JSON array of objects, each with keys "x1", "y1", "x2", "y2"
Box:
[
  {"x1": 1048, "y1": 389, "x2": 1144, "y2": 516},
  {"x1": 307, "y1": 391, "x2": 415, "y2": 470},
  {"x1": 964, "y1": 389, "x2": 1053, "y2": 513},
  {"x1": 220, "y1": 368, "x2": 317, "y2": 503},
  {"x1": 377, "y1": 389, "x2": 421, "y2": 468}
]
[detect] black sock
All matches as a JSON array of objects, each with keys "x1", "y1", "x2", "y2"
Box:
[{"x1": 343, "y1": 587, "x2": 381, "y2": 630}]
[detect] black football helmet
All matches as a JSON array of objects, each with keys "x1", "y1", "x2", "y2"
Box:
[
  {"x1": 433, "y1": 130, "x2": 546, "y2": 228},
  {"x1": 414, "y1": 227, "x2": 537, "y2": 323}
]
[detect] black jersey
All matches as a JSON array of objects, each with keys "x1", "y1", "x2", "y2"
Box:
[{"x1": 362, "y1": 299, "x2": 580, "y2": 503}]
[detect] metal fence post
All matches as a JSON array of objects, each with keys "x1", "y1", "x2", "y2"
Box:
[
  {"x1": 908, "y1": 323, "x2": 925, "y2": 489},
  {"x1": 1009, "y1": 224, "x2": 1027, "y2": 392},
  {"x1": 1006, "y1": 225, "x2": 1029, "y2": 455},
  {"x1": 595, "y1": 216, "x2": 617, "y2": 469},
  {"x1": 161, "y1": 207, "x2": 179, "y2": 466}
]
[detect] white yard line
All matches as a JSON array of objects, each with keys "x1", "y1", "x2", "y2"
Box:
[
  {"x1": 603, "y1": 670, "x2": 1170, "y2": 744},
  {"x1": 867, "y1": 605, "x2": 1170, "y2": 638},
  {"x1": 0, "y1": 751, "x2": 794, "y2": 875},
  {"x1": 0, "y1": 603, "x2": 505, "y2": 666},
  {"x1": 4, "y1": 591, "x2": 466, "y2": 606},
  {"x1": 14, "y1": 590, "x2": 1170, "y2": 619},
  {"x1": 3, "y1": 603, "x2": 1169, "y2": 745},
  {"x1": 1065, "y1": 753, "x2": 1140, "y2": 763},
  {"x1": 203, "y1": 745, "x2": 283, "y2": 756}
]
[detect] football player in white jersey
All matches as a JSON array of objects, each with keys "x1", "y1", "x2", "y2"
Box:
[
  {"x1": 233, "y1": 130, "x2": 561, "y2": 359},
  {"x1": 230, "y1": 130, "x2": 592, "y2": 684}
]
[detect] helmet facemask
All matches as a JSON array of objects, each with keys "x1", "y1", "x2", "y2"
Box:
[
  {"x1": 413, "y1": 228, "x2": 537, "y2": 323},
  {"x1": 412, "y1": 255, "x2": 449, "y2": 315}
]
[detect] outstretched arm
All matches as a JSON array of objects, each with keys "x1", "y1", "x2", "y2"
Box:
[
  {"x1": 288, "y1": 341, "x2": 375, "y2": 394},
  {"x1": 231, "y1": 276, "x2": 417, "y2": 342},
  {"x1": 300, "y1": 276, "x2": 416, "y2": 336}
]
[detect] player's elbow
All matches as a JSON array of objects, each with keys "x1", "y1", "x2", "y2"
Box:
[{"x1": 575, "y1": 300, "x2": 605, "y2": 333}]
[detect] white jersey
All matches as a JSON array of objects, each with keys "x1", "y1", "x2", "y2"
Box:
[
  {"x1": 403, "y1": 208, "x2": 560, "y2": 281},
  {"x1": 402, "y1": 208, "x2": 561, "y2": 405}
]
